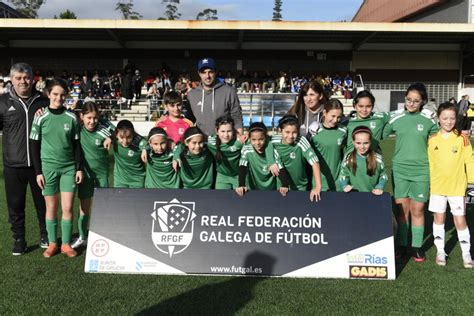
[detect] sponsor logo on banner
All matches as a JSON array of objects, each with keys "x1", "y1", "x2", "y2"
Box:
[
  {"x1": 346, "y1": 254, "x2": 388, "y2": 265},
  {"x1": 349, "y1": 265, "x2": 388, "y2": 279},
  {"x1": 151, "y1": 198, "x2": 197, "y2": 257}
]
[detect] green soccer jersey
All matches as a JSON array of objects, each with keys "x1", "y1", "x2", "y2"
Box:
[
  {"x1": 344, "y1": 112, "x2": 390, "y2": 155},
  {"x1": 113, "y1": 134, "x2": 147, "y2": 188},
  {"x1": 272, "y1": 135, "x2": 319, "y2": 191},
  {"x1": 145, "y1": 149, "x2": 180, "y2": 189},
  {"x1": 207, "y1": 135, "x2": 243, "y2": 177},
  {"x1": 311, "y1": 124, "x2": 347, "y2": 191},
  {"x1": 382, "y1": 109, "x2": 438, "y2": 181},
  {"x1": 179, "y1": 146, "x2": 215, "y2": 189},
  {"x1": 30, "y1": 107, "x2": 80, "y2": 170},
  {"x1": 80, "y1": 124, "x2": 111, "y2": 178},
  {"x1": 239, "y1": 143, "x2": 281, "y2": 190},
  {"x1": 338, "y1": 153, "x2": 388, "y2": 192}
]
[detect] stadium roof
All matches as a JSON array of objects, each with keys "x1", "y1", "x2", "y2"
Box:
[{"x1": 0, "y1": 19, "x2": 473, "y2": 53}]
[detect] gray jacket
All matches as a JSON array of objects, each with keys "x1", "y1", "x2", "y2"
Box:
[{"x1": 187, "y1": 82, "x2": 243, "y2": 136}]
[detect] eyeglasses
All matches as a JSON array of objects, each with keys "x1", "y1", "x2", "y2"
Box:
[{"x1": 405, "y1": 97, "x2": 422, "y2": 105}]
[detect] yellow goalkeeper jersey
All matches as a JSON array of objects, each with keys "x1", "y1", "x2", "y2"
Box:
[{"x1": 428, "y1": 131, "x2": 474, "y2": 196}]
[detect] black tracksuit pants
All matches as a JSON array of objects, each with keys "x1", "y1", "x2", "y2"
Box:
[{"x1": 4, "y1": 166, "x2": 47, "y2": 240}]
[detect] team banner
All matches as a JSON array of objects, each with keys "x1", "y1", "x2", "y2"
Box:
[{"x1": 85, "y1": 189, "x2": 396, "y2": 280}]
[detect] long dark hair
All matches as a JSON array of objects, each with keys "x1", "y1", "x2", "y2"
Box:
[
  {"x1": 353, "y1": 90, "x2": 375, "y2": 108},
  {"x1": 347, "y1": 126, "x2": 377, "y2": 177},
  {"x1": 287, "y1": 80, "x2": 328, "y2": 127},
  {"x1": 405, "y1": 82, "x2": 428, "y2": 111},
  {"x1": 180, "y1": 126, "x2": 205, "y2": 161}
]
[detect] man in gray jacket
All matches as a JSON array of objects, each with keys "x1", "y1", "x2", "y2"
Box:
[{"x1": 187, "y1": 58, "x2": 245, "y2": 140}]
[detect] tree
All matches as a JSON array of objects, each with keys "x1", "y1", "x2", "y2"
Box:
[
  {"x1": 54, "y1": 9, "x2": 77, "y2": 19},
  {"x1": 196, "y1": 8, "x2": 218, "y2": 21},
  {"x1": 160, "y1": 0, "x2": 180, "y2": 20},
  {"x1": 8, "y1": 0, "x2": 45, "y2": 18},
  {"x1": 115, "y1": 0, "x2": 142, "y2": 20},
  {"x1": 272, "y1": 0, "x2": 283, "y2": 21}
]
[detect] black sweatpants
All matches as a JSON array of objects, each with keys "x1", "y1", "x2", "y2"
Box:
[{"x1": 4, "y1": 166, "x2": 46, "y2": 240}]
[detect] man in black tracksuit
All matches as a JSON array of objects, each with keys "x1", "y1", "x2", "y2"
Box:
[{"x1": 0, "y1": 63, "x2": 49, "y2": 255}]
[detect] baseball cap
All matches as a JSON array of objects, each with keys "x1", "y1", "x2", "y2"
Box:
[{"x1": 197, "y1": 58, "x2": 216, "y2": 72}]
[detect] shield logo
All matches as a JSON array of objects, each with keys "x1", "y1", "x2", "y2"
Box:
[
  {"x1": 151, "y1": 198, "x2": 197, "y2": 257},
  {"x1": 290, "y1": 152, "x2": 296, "y2": 159},
  {"x1": 64, "y1": 123, "x2": 70, "y2": 131},
  {"x1": 417, "y1": 124, "x2": 424, "y2": 131},
  {"x1": 370, "y1": 122, "x2": 376, "y2": 129},
  {"x1": 128, "y1": 150, "x2": 134, "y2": 157}
]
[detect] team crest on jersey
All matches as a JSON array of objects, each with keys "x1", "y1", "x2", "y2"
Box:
[
  {"x1": 417, "y1": 124, "x2": 424, "y2": 131},
  {"x1": 262, "y1": 165, "x2": 268, "y2": 173},
  {"x1": 370, "y1": 122, "x2": 376, "y2": 129},
  {"x1": 128, "y1": 150, "x2": 134, "y2": 157},
  {"x1": 229, "y1": 146, "x2": 237, "y2": 152},
  {"x1": 151, "y1": 198, "x2": 197, "y2": 258},
  {"x1": 290, "y1": 152, "x2": 296, "y2": 159},
  {"x1": 64, "y1": 123, "x2": 70, "y2": 131},
  {"x1": 451, "y1": 146, "x2": 458, "y2": 154},
  {"x1": 95, "y1": 139, "x2": 101, "y2": 146},
  {"x1": 178, "y1": 128, "x2": 184, "y2": 135},
  {"x1": 337, "y1": 138, "x2": 343, "y2": 146}
]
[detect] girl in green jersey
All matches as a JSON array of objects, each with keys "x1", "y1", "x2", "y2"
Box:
[
  {"x1": 72, "y1": 102, "x2": 112, "y2": 249},
  {"x1": 30, "y1": 79, "x2": 83, "y2": 258},
  {"x1": 382, "y1": 83, "x2": 438, "y2": 262},
  {"x1": 144, "y1": 127, "x2": 180, "y2": 189},
  {"x1": 236, "y1": 122, "x2": 289, "y2": 196},
  {"x1": 112, "y1": 120, "x2": 147, "y2": 188},
  {"x1": 339, "y1": 126, "x2": 388, "y2": 195},
  {"x1": 177, "y1": 127, "x2": 215, "y2": 189},
  {"x1": 272, "y1": 115, "x2": 322, "y2": 201},
  {"x1": 310, "y1": 99, "x2": 347, "y2": 191},
  {"x1": 207, "y1": 116, "x2": 244, "y2": 189}
]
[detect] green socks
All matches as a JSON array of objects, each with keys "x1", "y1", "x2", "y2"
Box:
[
  {"x1": 61, "y1": 220, "x2": 73, "y2": 245},
  {"x1": 411, "y1": 225, "x2": 424, "y2": 248},
  {"x1": 46, "y1": 219, "x2": 58, "y2": 244},
  {"x1": 78, "y1": 215, "x2": 89, "y2": 239},
  {"x1": 396, "y1": 222, "x2": 409, "y2": 247}
]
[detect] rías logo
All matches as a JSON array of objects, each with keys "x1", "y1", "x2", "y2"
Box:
[{"x1": 151, "y1": 198, "x2": 197, "y2": 257}]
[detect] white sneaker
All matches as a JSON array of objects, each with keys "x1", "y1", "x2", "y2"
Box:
[
  {"x1": 71, "y1": 237, "x2": 87, "y2": 249},
  {"x1": 463, "y1": 254, "x2": 473, "y2": 269},
  {"x1": 435, "y1": 252, "x2": 446, "y2": 266}
]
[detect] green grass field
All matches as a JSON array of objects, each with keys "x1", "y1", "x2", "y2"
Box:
[{"x1": 1, "y1": 139, "x2": 473, "y2": 315}]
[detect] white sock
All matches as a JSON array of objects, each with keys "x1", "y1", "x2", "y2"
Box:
[
  {"x1": 457, "y1": 228, "x2": 471, "y2": 257},
  {"x1": 433, "y1": 223, "x2": 445, "y2": 254}
]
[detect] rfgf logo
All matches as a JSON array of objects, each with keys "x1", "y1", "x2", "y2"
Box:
[{"x1": 151, "y1": 198, "x2": 197, "y2": 257}]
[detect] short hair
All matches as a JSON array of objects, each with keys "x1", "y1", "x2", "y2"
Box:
[
  {"x1": 10, "y1": 63, "x2": 33, "y2": 77},
  {"x1": 163, "y1": 91, "x2": 182, "y2": 105}
]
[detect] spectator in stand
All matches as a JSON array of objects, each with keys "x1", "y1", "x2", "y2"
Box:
[
  {"x1": 277, "y1": 71, "x2": 288, "y2": 93},
  {"x1": 35, "y1": 76, "x2": 46, "y2": 94},
  {"x1": 343, "y1": 73, "x2": 353, "y2": 99},
  {"x1": 0, "y1": 78, "x2": 8, "y2": 95},
  {"x1": 132, "y1": 69, "x2": 143, "y2": 101},
  {"x1": 224, "y1": 71, "x2": 236, "y2": 88},
  {"x1": 262, "y1": 70, "x2": 275, "y2": 92},
  {"x1": 323, "y1": 75, "x2": 332, "y2": 96},
  {"x1": 121, "y1": 69, "x2": 133, "y2": 109},
  {"x1": 147, "y1": 83, "x2": 161, "y2": 112},
  {"x1": 287, "y1": 80, "x2": 328, "y2": 136},
  {"x1": 458, "y1": 95, "x2": 470, "y2": 131},
  {"x1": 250, "y1": 71, "x2": 263, "y2": 93},
  {"x1": 144, "y1": 72, "x2": 155, "y2": 91},
  {"x1": 238, "y1": 69, "x2": 250, "y2": 93},
  {"x1": 332, "y1": 73, "x2": 342, "y2": 95},
  {"x1": 161, "y1": 68, "x2": 172, "y2": 90},
  {"x1": 187, "y1": 57, "x2": 245, "y2": 140},
  {"x1": 80, "y1": 74, "x2": 91, "y2": 95},
  {"x1": 449, "y1": 97, "x2": 457, "y2": 105},
  {"x1": 84, "y1": 90, "x2": 96, "y2": 103}
]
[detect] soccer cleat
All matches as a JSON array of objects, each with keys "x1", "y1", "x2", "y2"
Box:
[
  {"x1": 412, "y1": 247, "x2": 426, "y2": 262},
  {"x1": 12, "y1": 238, "x2": 27, "y2": 256},
  {"x1": 71, "y1": 237, "x2": 87, "y2": 249},
  {"x1": 61, "y1": 244, "x2": 77, "y2": 258},
  {"x1": 435, "y1": 252, "x2": 447, "y2": 266},
  {"x1": 40, "y1": 237, "x2": 49, "y2": 249},
  {"x1": 43, "y1": 243, "x2": 59, "y2": 258},
  {"x1": 462, "y1": 254, "x2": 474, "y2": 269}
]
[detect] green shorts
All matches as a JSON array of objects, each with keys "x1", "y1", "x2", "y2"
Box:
[
  {"x1": 215, "y1": 173, "x2": 239, "y2": 190},
  {"x1": 114, "y1": 176, "x2": 145, "y2": 189},
  {"x1": 42, "y1": 166, "x2": 77, "y2": 196},
  {"x1": 393, "y1": 176, "x2": 429, "y2": 203},
  {"x1": 78, "y1": 174, "x2": 109, "y2": 199}
]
